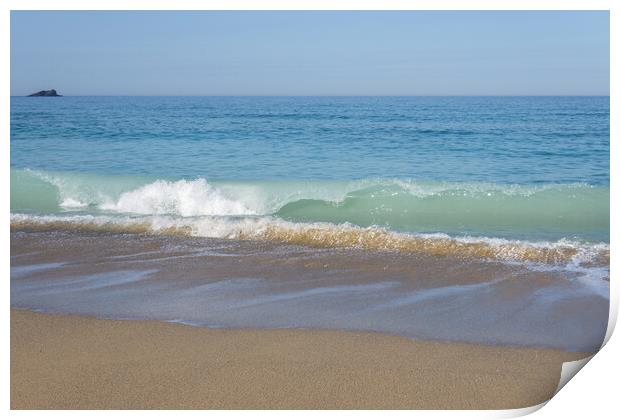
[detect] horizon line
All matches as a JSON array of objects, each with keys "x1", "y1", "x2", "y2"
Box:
[{"x1": 11, "y1": 94, "x2": 611, "y2": 98}]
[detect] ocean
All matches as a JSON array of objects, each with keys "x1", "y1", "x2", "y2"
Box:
[{"x1": 10, "y1": 96, "x2": 610, "y2": 351}]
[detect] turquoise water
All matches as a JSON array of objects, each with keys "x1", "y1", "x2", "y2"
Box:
[{"x1": 11, "y1": 96, "x2": 610, "y2": 248}]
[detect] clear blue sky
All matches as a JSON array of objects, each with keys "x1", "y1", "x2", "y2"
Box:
[{"x1": 11, "y1": 11, "x2": 609, "y2": 96}]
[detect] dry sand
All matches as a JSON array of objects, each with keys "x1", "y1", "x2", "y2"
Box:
[{"x1": 10, "y1": 309, "x2": 589, "y2": 409}]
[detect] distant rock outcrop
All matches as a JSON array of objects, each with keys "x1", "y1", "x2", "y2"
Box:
[{"x1": 28, "y1": 89, "x2": 62, "y2": 97}]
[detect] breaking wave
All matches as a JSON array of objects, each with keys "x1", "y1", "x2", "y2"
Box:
[
  {"x1": 10, "y1": 168, "x2": 610, "y2": 267},
  {"x1": 10, "y1": 213, "x2": 609, "y2": 267},
  {"x1": 10, "y1": 169, "x2": 610, "y2": 242}
]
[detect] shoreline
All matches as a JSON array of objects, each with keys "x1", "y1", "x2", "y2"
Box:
[
  {"x1": 11, "y1": 309, "x2": 591, "y2": 409},
  {"x1": 11, "y1": 230, "x2": 609, "y2": 352}
]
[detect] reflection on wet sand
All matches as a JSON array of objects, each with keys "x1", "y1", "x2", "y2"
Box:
[{"x1": 11, "y1": 230, "x2": 609, "y2": 352}]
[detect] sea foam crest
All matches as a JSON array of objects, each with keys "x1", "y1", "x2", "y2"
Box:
[
  {"x1": 100, "y1": 179, "x2": 256, "y2": 217},
  {"x1": 20, "y1": 170, "x2": 259, "y2": 217}
]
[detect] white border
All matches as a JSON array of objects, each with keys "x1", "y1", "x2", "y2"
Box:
[{"x1": 3, "y1": 1, "x2": 616, "y2": 419}]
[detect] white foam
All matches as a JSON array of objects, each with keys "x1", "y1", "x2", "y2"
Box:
[
  {"x1": 59, "y1": 198, "x2": 88, "y2": 208},
  {"x1": 100, "y1": 179, "x2": 256, "y2": 217},
  {"x1": 393, "y1": 178, "x2": 593, "y2": 198}
]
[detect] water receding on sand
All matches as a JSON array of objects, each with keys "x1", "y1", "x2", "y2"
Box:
[{"x1": 10, "y1": 230, "x2": 609, "y2": 352}]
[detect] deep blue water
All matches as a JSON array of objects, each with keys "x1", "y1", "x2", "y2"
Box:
[{"x1": 11, "y1": 96, "x2": 609, "y2": 184}]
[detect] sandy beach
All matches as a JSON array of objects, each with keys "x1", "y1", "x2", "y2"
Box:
[{"x1": 11, "y1": 309, "x2": 589, "y2": 409}]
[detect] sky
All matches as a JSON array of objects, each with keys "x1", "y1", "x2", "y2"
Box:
[{"x1": 10, "y1": 11, "x2": 610, "y2": 96}]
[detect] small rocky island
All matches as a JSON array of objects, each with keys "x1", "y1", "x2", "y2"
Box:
[{"x1": 28, "y1": 89, "x2": 62, "y2": 97}]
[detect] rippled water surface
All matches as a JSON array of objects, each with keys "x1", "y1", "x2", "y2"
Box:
[{"x1": 11, "y1": 96, "x2": 609, "y2": 183}]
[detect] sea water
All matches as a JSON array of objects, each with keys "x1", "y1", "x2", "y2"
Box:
[
  {"x1": 10, "y1": 96, "x2": 611, "y2": 350},
  {"x1": 11, "y1": 96, "x2": 609, "y2": 244}
]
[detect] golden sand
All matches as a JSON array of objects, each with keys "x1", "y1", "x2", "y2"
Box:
[{"x1": 11, "y1": 309, "x2": 589, "y2": 409}]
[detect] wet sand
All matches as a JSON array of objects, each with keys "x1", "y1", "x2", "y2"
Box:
[
  {"x1": 10, "y1": 309, "x2": 589, "y2": 409},
  {"x1": 11, "y1": 231, "x2": 609, "y2": 351}
]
